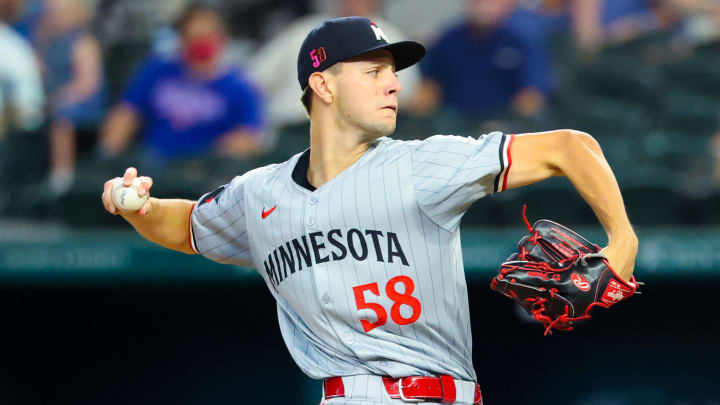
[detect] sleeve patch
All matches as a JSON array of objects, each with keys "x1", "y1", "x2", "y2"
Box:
[{"x1": 198, "y1": 185, "x2": 227, "y2": 207}]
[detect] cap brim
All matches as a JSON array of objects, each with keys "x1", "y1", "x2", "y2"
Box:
[{"x1": 340, "y1": 40, "x2": 426, "y2": 72}]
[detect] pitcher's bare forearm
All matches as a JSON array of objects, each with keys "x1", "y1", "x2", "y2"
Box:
[
  {"x1": 121, "y1": 198, "x2": 196, "y2": 254},
  {"x1": 549, "y1": 133, "x2": 635, "y2": 240},
  {"x1": 102, "y1": 168, "x2": 196, "y2": 254},
  {"x1": 557, "y1": 133, "x2": 638, "y2": 281},
  {"x1": 506, "y1": 130, "x2": 637, "y2": 281}
]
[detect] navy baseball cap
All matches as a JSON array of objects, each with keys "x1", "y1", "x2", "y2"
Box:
[{"x1": 297, "y1": 16, "x2": 426, "y2": 90}]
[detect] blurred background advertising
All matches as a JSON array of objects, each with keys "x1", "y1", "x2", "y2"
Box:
[{"x1": 0, "y1": 0, "x2": 718, "y2": 404}]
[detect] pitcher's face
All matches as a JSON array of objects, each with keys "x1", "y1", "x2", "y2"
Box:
[{"x1": 332, "y1": 50, "x2": 401, "y2": 140}]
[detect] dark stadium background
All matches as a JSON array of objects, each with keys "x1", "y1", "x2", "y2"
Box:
[{"x1": 1, "y1": 276, "x2": 718, "y2": 404}]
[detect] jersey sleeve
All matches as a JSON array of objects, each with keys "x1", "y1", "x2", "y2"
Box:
[
  {"x1": 411, "y1": 131, "x2": 514, "y2": 230},
  {"x1": 189, "y1": 174, "x2": 252, "y2": 266}
]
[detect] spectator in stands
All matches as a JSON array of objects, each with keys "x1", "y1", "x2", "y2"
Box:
[
  {"x1": 570, "y1": 0, "x2": 684, "y2": 50},
  {"x1": 505, "y1": 0, "x2": 683, "y2": 53},
  {"x1": 665, "y1": 0, "x2": 720, "y2": 46},
  {"x1": 505, "y1": 0, "x2": 572, "y2": 36},
  {"x1": 8, "y1": 0, "x2": 42, "y2": 40},
  {"x1": 411, "y1": 0, "x2": 552, "y2": 120},
  {"x1": 382, "y1": 0, "x2": 464, "y2": 44},
  {"x1": 99, "y1": 3, "x2": 265, "y2": 170},
  {"x1": 601, "y1": 0, "x2": 664, "y2": 43},
  {"x1": 0, "y1": 0, "x2": 44, "y2": 136},
  {"x1": 249, "y1": 0, "x2": 419, "y2": 130},
  {"x1": 34, "y1": 0, "x2": 106, "y2": 195},
  {"x1": 502, "y1": 0, "x2": 598, "y2": 51}
]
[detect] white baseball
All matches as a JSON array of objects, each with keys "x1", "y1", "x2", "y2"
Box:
[{"x1": 111, "y1": 178, "x2": 149, "y2": 212}]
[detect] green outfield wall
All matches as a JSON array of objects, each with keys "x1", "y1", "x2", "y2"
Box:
[{"x1": 0, "y1": 227, "x2": 716, "y2": 283}]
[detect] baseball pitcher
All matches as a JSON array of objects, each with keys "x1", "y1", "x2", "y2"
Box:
[{"x1": 101, "y1": 17, "x2": 638, "y2": 404}]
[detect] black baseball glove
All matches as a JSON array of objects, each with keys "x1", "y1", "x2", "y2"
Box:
[{"x1": 490, "y1": 206, "x2": 642, "y2": 335}]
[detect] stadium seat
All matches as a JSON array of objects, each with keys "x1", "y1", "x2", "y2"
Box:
[
  {"x1": 557, "y1": 96, "x2": 653, "y2": 140},
  {"x1": 662, "y1": 54, "x2": 720, "y2": 97},
  {"x1": 659, "y1": 90, "x2": 719, "y2": 135},
  {"x1": 571, "y1": 54, "x2": 663, "y2": 106}
]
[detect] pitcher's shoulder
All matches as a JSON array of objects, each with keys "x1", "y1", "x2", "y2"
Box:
[
  {"x1": 243, "y1": 151, "x2": 305, "y2": 184},
  {"x1": 372, "y1": 136, "x2": 424, "y2": 155},
  {"x1": 372, "y1": 135, "x2": 486, "y2": 162}
]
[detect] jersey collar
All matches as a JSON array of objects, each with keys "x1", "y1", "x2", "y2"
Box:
[{"x1": 291, "y1": 149, "x2": 316, "y2": 192}]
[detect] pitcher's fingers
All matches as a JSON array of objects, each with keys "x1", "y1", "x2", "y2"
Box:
[
  {"x1": 138, "y1": 198, "x2": 152, "y2": 216},
  {"x1": 103, "y1": 178, "x2": 120, "y2": 214},
  {"x1": 137, "y1": 176, "x2": 153, "y2": 196},
  {"x1": 123, "y1": 167, "x2": 138, "y2": 186}
]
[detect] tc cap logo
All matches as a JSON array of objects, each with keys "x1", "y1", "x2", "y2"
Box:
[{"x1": 370, "y1": 21, "x2": 388, "y2": 42}]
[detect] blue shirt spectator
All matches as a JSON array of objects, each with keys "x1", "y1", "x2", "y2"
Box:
[
  {"x1": 603, "y1": 0, "x2": 653, "y2": 26},
  {"x1": 100, "y1": 4, "x2": 267, "y2": 163},
  {"x1": 502, "y1": 0, "x2": 661, "y2": 54},
  {"x1": 419, "y1": 20, "x2": 552, "y2": 117},
  {"x1": 505, "y1": 0, "x2": 654, "y2": 38},
  {"x1": 122, "y1": 56, "x2": 263, "y2": 158},
  {"x1": 10, "y1": 0, "x2": 44, "y2": 40},
  {"x1": 505, "y1": 4, "x2": 571, "y2": 40}
]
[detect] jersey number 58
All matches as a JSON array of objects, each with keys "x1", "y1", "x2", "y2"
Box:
[{"x1": 352, "y1": 276, "x2": 422, "y2": 333}]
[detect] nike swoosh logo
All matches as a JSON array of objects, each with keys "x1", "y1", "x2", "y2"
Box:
[{"x1": 261, "y1": 205, "x2": 277, "y2": 219}]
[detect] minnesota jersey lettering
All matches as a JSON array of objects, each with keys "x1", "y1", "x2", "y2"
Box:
[{"x1": 263, "y1": 229, "x2": 409, "y2": 288}]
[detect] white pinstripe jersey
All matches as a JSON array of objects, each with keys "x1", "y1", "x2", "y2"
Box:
[{"x1": 189, "y1": 132, "x2": 513, "y2": 382}]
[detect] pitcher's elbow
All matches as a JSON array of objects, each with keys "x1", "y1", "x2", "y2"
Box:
[{"x1": 565, "y1": 129, "x2": 602, "y2": 154}]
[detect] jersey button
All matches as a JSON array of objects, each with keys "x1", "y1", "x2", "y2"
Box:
[
  {"x1": 344, "y1": 335, "x2": 354, "y2": 345},
  {"x1": 321, "y1": 293, "x2": 331, "y2": 304},
  {"x1": 306, "y1": 217, "x2": 315, "y2": 226},
  {"x1": 309, "y1": 197, "x2": 318, "y2": 205}
]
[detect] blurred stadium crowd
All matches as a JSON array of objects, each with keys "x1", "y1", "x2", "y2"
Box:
[{"x1": 1, "y1": 0, "x2": 719, "y2": 227}]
